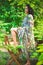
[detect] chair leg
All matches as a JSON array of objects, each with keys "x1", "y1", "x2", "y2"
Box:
[
  {"x1": 7, "y1": 59, "x2": 13, "y2": 65},
  {"x1": 9, "y1": 51, "x2": 21, "y2": 65},
  {"x1": 4, "y1": 36, "x2": 21, "y2": 65}
]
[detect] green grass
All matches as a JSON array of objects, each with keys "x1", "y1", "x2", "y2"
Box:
[{"x1": 0, "y1": 51, "x2": 17, "y2": 65}]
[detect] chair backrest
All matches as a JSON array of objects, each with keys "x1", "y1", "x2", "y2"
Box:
[{"x1": 4, "y1": 35, "x2": 10, "y2": 45}]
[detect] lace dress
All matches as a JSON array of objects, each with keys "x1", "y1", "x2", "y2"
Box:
[
  {"x1": 17, "y1": 14, "x2": 35, "y2": 49},
  {"x1": 11, "y1": 14, "x2": 35, "y2": 59},
  {"x1": 17, "y1": 14, "x2": 35, "y2": 59}
]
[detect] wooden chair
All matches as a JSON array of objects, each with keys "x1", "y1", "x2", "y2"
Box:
[
  {"x1": 4, "y1": 28, "x2": 32, "y2": 65},
  {"x1": 4, "y1": 35, "x2": 22, "y2": 65}
]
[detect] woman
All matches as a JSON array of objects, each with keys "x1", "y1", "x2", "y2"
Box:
[{"x1": 11, "y1": 4, "x2": 35, "y2": 65}]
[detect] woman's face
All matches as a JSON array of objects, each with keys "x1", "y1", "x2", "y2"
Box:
[{"x1": 25, "y1": 6, "x2": 29, "y2": 14}]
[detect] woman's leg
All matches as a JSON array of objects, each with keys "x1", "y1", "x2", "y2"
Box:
[{"x1": 11, "y1": 28, "x2": 18, "y2": 46}]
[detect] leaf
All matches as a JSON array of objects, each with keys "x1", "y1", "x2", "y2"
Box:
[{"x1": 36, "y1": 61, "x2": 43, "y2": 65}]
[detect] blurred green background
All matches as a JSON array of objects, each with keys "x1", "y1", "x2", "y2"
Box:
[
  {"x1": 0, "y1": 0, "x2": 43, "y2": 65},
  {"x1": 0, "y1": 0, "x2": 43, "y2": 43}
]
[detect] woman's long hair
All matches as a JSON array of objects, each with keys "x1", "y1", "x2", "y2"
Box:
[{"x1": 26, "y1": 4, "x2": 34, "y2": 16}]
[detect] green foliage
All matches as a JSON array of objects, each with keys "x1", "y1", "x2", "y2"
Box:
[
  {"x1": 36, "y1": 44, "x2": 43, "y2": 65},
  {"x1": 0, "y1": 1, "x2": 43, "y2": 64},
  {"x1": 0, "y1": 0, "x2": 43, "y2": 41},
  {"x1": 30, "y1": 44, "x2": 43, "y2": 65},
  {"x1": 36, "y1": 44, "x2": 43, "y2": 52},
  {"x1": 0, "y1": 51, "x2": 10, "y2": 65},
  {"x1": 5, "y1": 44, "x2": 24, "y2": 54}
]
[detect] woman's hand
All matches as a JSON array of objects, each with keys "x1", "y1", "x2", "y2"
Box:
[{"x1": 18, "y1": 27, "x2": 22, "y2": 29}]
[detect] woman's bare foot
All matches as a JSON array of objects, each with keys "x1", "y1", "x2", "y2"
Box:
[{"x1": 25, "y1": 60, "x2": 30, "y2": 65}]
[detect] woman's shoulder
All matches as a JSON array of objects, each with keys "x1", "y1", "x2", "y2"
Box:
[{"x1": 28, "y1": 14, "x2": 33, "y2": 20}]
